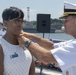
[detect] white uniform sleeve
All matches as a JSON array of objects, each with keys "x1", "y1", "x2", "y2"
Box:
[{"x1": 51, "y1": 40, "x2": 76, "y2": 71}]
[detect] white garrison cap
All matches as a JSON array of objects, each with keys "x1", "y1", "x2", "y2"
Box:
[{"x1": 60, "y1": 1, "x2": 76, "y2": 18}]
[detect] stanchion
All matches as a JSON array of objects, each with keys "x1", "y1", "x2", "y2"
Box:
[{"x1": 40, "y1": 33, "x2": 45, "y2": 75}]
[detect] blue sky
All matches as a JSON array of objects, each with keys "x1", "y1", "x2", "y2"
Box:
[{"x1": 0, "y1": 0, "x2": 76, "y2": 22}]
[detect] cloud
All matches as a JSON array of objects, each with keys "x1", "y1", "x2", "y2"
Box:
[
  {"x1": 0, "y1": 8, "x2": 4, "y2": 22},
  {"x1": 21, "y1": 8, "x2": 37, "y2": 21},
  {"x1": 58, "y1": 10, "x2": 63, "y2": 18}
]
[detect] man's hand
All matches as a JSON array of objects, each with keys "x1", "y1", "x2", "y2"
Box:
[{"x1": 20, "y1": 31, "x2": 35, "y2": 39}]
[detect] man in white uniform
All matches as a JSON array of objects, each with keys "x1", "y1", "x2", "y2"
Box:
[
  {"x1": 0, "y1": 22, "x2": 6, "y2": 38},
  {"x1": 18, "y1": 1, "x2": 76, "y2": 75}
]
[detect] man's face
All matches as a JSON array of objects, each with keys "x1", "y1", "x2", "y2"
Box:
[
  {"x1": 5, "y1": 18, "x2": 25, "y2": 36},
  {"x1": 63, "y1": 15, "x2": 76, "y2": 36}
]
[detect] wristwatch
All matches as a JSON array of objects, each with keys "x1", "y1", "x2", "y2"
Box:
[{"x1": 25, "y1": 40, "x2": 31, "y2": 48}]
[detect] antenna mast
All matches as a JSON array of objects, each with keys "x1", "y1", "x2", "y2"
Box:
[{"x1": 27, "y1": 7, "x2": 30, "y2": 22}]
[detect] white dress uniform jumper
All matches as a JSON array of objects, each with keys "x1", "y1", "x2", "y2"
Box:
[{"x1": 0, "y1": 38, "x2": 32, "y2": 75}]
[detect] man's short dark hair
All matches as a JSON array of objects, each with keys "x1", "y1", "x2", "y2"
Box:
[{"x1": 2, "y1": 7, "x2": 24, "y2": 21}]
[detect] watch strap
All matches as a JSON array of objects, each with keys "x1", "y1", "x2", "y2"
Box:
[{"x1": 25, "y1": 40, "x2": 31, "y2": 48}]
